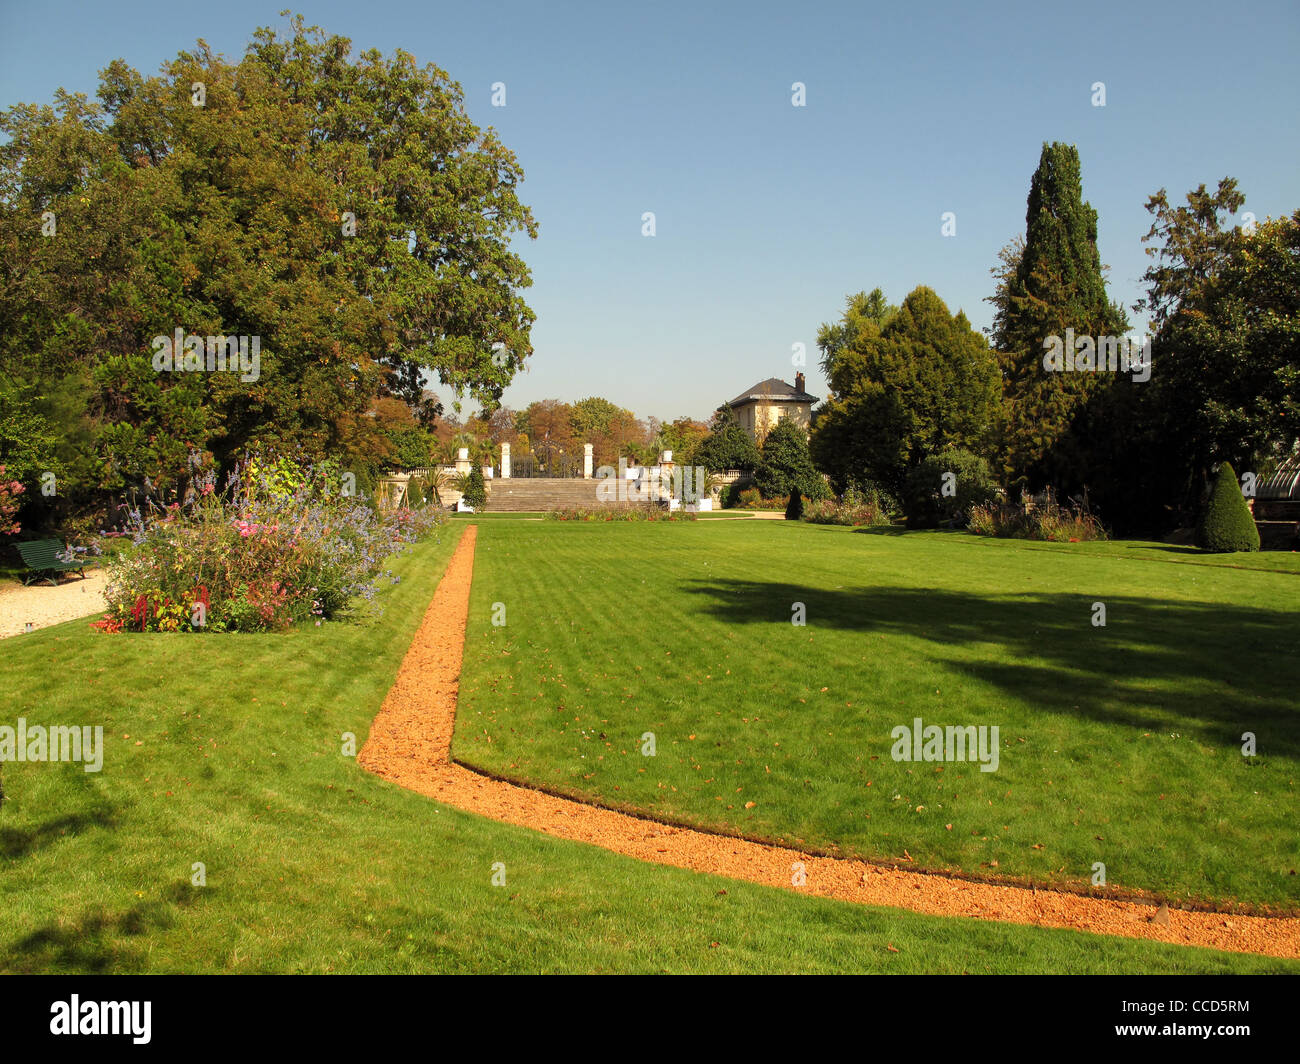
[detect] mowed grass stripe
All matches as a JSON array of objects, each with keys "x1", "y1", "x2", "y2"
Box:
[{"x1": 456, "y1": 521, "x2": 1300, "y2": 909}]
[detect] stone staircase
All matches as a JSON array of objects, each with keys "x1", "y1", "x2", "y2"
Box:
[{"x1": 486, "y1": 478, "x2": 607, "y2": 512}]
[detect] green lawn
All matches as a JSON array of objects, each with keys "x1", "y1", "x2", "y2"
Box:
[
  {"x1": 456, "y1": 520, "x2": 1300, "y2": 910},
  {"x1": 3, "y1": 520, "x2": 1295, "y2": 972}
]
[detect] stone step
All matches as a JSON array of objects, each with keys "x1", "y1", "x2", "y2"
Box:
[
  {"x1": 486, "y1": 479, "x2": 612, "y2": 511},
  {"x1": 1255, "y1": 520, "x2": 1299, "y2": 551}
]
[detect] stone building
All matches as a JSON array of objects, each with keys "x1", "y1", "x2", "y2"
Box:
[{"x1": 728, "y1": 373, "x2": 818, "y2": 443}]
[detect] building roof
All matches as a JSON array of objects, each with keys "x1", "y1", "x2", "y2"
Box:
[
  {"x1": 1258, "y1": 451, "x2": 1300, "y2": 500},
  {"x1": 728, "y1": 377, "x2": 818, "y2": 407}
]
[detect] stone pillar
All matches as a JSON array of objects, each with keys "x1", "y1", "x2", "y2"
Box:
[
  {"x1": 501, "y1": 442, "x2": 511, "y2": 479},
  {"x1": 455, "y1": 447, "x2": 471, "y2": 475},
  {"x1": 583, "y1": 443, "x2": 593, "y2": 479},
  {"x1": 659, "y1": 449, "x2": 676, "y2": 503}
]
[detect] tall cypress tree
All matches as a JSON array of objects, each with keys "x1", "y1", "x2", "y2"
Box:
[{"x1": 992, "y1": 143, "x2": 1128, "y2": 491}]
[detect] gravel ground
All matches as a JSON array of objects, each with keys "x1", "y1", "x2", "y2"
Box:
[
  {"x1": 0, "y1": 570, "x2": 108, "y2": 639},
  {"x1": 359, "y1": 524, "x2": 1300, "y2": 962}
]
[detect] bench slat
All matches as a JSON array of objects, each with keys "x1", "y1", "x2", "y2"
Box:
[{"x1": 15, "y1": 538, "x2": 97, "y2": 584}]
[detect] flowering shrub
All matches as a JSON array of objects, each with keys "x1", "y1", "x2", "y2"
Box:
[
  {"x1": 802, "y1": 496, "x2": 891, "y2": 526},
  {"x1": 968, "y1": 487, "x2": 1107, "y2": 542},
  {"x1": 97, "y1": 454, "x2": 444, "y2": 633},
  {"x1": 725, "y1": 486, "x2": 786, "y2": 510},
  {"x1": 0, "y1": 466, "x2": 23, "y2": 536},
  {"x1": 55, "y1": 541, "x2": 104, "y2": 564},
  {"x1": 546, "y1": 505, "x2": 697, "y2": 522}
]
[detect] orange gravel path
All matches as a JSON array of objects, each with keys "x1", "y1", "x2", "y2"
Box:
[{"x1": 359, "y1": 523, "x2": 1300, "y2": 961}]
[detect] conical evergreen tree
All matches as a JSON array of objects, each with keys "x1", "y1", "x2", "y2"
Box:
[
  {"x1": 1196, "y1": 461, "x2": 1259, "y2": 552},
  {"x1": 993, "y1": 143, "x2": 1128, "y2": 491},
  {"x1": 785, "y1": 489, "x2": 804, "y2": 521}
]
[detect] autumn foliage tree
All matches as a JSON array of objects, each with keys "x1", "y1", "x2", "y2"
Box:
[{"x1": 0, "y1": 14, "x2": 537, "y2": 519}]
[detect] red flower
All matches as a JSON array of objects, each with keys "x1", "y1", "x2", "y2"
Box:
[{"x1": 130, "y1": 594, "x2": 152, "y2": 631}]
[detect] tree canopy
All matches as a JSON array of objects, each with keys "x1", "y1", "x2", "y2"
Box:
[
  {"x1": 0, "y1": 13, "x2": 537, "y2": 519},
  {"x1": 694, "y1": 405, "x2": 761, "y2": 473},
  {"x1": 816, "y1": 288, "x2": 898, "y2": 379},
  {"x1": 754, "y1": 417, "x2": 828, "y2": 501},
  {"x1": 811, "y1": 286, "x2": 999, "y2": 493}
]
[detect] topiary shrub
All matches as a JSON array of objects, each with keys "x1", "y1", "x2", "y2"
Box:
[
  {"x1": 459, "y1": 467, "x2": 488, "y2": 510},
  {"x1": 785, "y1": 490, "x2": 803, "y2": 521},
  {"x1": 903, "y1": 448, "x2": 999, "y2": 529},
  {"x1": 406, "y1": 478, "x2": 425, "y2": 508},
  {"x1": 1196, "y1": 461, "x2": 1259, "y2": 553}
]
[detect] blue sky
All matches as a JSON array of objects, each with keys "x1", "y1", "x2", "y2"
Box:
[{"x1": 2, "y1": 0, "x2": 1297, "y2": 423}]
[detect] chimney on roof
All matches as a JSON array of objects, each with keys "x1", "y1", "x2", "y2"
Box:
[{"x1": 795, "y1": 372, "x2": 806, "y2": 394}]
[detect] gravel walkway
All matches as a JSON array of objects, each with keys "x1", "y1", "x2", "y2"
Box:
[
  {"x1": 359, "y1": 523, "x2": 1300, "y2": 961},
  {"x1": 0, "y1": 570, "x2": 108, "y2": 639}
]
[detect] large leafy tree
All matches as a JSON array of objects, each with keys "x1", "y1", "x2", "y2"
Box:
[
  {"x1": 1045, "y1": 181, "x2": 1297, "y2": 534},
  {"x1": 754, "y1": 417, "x2": 828, "y2": 501},
  {"x1": 517, "y1": 399, "x2": 574, "y2": 470},
  {"x1": 0, "y1": 14, "x2": 537, "y2": 516},
  {"x1": 991, "y1": 142, "x2": 1128, "y2": 490},
  {"x1": 569, "y1": 396, "x2": 643, "y2": 466},
  {"x1": 694, "y1": 404, "x2": 761, "y2": 472},
  {"x1": 816, "y1": 287, "x2": 898, "y2": 378},
  {"x1": 810, "y1": 286, "x2": 999, "y2": 493},
  {"x1": 655, "y1": 416, "x2": 710, "y2": 464},
  {"x1": 1123, "y1": 187, "x2": 1299, "y2": 525}
]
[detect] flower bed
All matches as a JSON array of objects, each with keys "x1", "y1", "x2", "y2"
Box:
[
  {"x1": 801, "y1": 497, "x2": 891, "y2": 527},
  {"x1": 968, "y1": 488, "x2": 1107, "y2": 542},
  {"x1": 545, "y1": 505, "x2": 697, "y2": 522},
  {"x1": 725, "y1": 487, "x2": 787, "y2": 510},
  {"x1": 96, "y1": 456, "x2": 443, "y2": 633}
]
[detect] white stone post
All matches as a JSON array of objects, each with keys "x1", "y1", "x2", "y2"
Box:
[
  {"x1": 501, "y1": 442, "x2": 511, "y2": 479},
  {"x1": 583, "y1": 443, "x2": 593, "y2": 479},
  {"x1": 455, "y1": 447, "x2": 471, "y2": 475}
]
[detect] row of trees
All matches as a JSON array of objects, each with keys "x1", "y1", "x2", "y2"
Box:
[
  {"x1": 802, "y1": 143, "x2": 1298, "y2": 534},
  {"x1": 441, "y1": 399, "x2": 710, "y2": 476}
]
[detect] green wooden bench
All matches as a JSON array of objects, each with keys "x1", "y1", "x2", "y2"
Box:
[{"x1": 14, "y1": 539, "x2": 99, "y2": 585}]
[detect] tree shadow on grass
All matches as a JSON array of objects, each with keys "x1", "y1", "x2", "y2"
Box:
[
  {"x1": 0, "y1": 880, "x2": 201, "y2": 974},
  {"x1": 853, "y1": 526, "x2": 920, "y2": 536},
  {"x1": 1127, "y1": 544, "x2": 1204, "y2": 556},
  {"x1": 0, "y1": 803, "x2": 118, "y2": 860},
  {"x1": 682, "y1": 578, "x2": 1300, "y2": 758}
]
